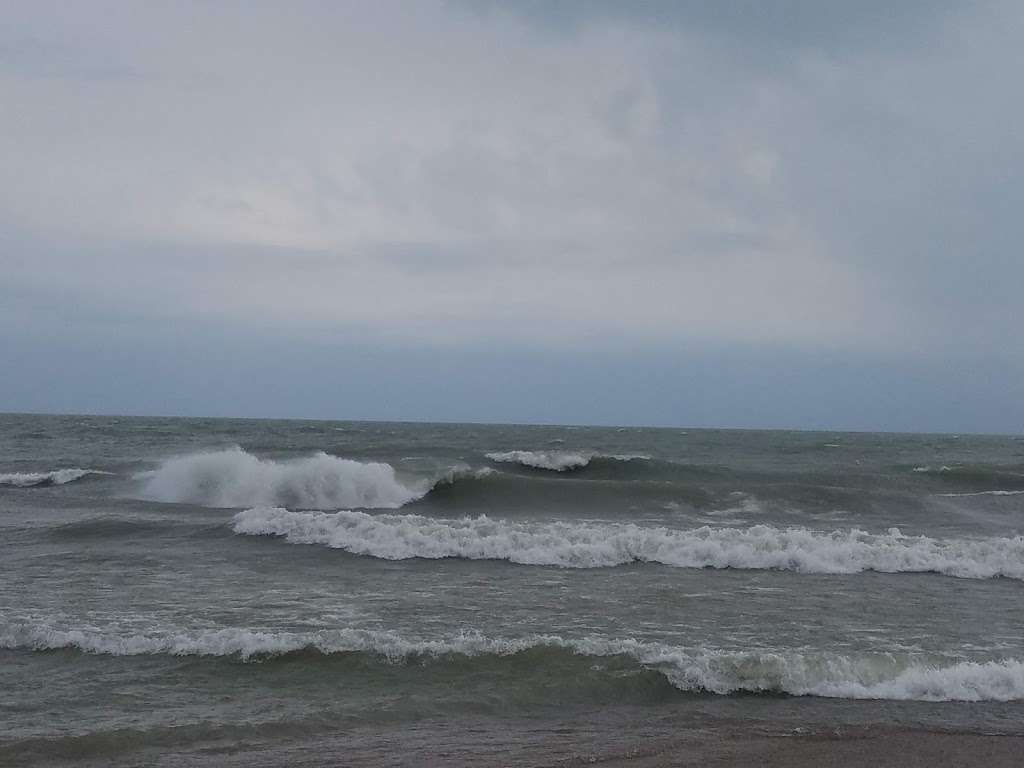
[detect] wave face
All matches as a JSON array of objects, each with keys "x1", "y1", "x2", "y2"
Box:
[
  {"x1": 232, "y1": 508, "x2": 1024, "y2": 580},
  {"x1": 912, "y1": 464, "x2": 1024, "y2": 491},
  {"x1": 139, "y1": 449, "x2": 423, "y2": 509},
  {"x1": 0, "y1": 469, "x2": 109, "y2": 487},
  {"x1": 486, "y1": 450, "x2": 593, "y2": 471},
  {"x1": 3, "y1": 621, "x2": 1021, "y2": 702}
]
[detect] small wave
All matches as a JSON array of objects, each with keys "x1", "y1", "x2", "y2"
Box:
[
  {"x1": 429, "y1": 464, "x2": 498, "y2": 487},
  {"x1": 3, "y1": 622, "x2": 1021, "y2": 702},
  {"x1": 46, "y1": 517, "x2": 200, "y2": 540},
  {"x1": 486, "y1": 450, "x2": 592, "y2": 471},
  {"x1": 232, "y1": 509, "x2": 1024, "y2": 580},
  {"x1": 0, "y1": 469, "x2": 110, "y2": 488},
  {"x1": 938, "y1": 490, "x2": 1024, "y2": 497},
  {"x1": 137, "y1": 448, "x2": 425, "y2": 510},
  {"x1": 912, "y1": 464, "x2": 1024, "y2": 481},
  {"x1": 484, "y1": 451, "x2": 651, "y2": 473}
]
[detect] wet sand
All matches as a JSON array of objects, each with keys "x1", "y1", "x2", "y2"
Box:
[
  {"x1": 12, "y1": 710, "x2": 1023, "y2": 767},
  {"x1": 588, "y1": 727, "x2": 1024, "y2": 767},
  {"x1": 135, "y1": 723, "x2": 1024, "y2": 768}
]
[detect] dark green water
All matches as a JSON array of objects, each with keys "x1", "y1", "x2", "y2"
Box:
[{"x1": 1, "y1": 414, "x2": 1023, "y2": 765}]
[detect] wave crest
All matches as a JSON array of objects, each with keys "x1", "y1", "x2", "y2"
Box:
[
  {"x1": 3, "y1": 621, "x2": 1021, "y2": 702},
  {"x1": 231, "y1": 509, "x2": 1024, "y2": 579},
  {"x1": 485, "y1": 450, "x2": 592, "y2": 471},
  {"x1": 0, "y1": 469, "x2": 110, "y2": 488},
  {"x1": 138, "y1": 449, "x2": 424, "y2": 509},
  {"x1": 484, "y1": 450, "x2": 653, "y2": 473}
]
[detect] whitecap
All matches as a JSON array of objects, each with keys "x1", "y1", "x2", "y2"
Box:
[
  {"x1": 0, "y1": 468, "x2": 111, "y2": 487},
  {"x1": 3, "y1": 621, "x2": 1021, "y2": 702},
  {"x1": 231, "y1": 509, "x2": 1024, "y2": 580},
  {"x1": 137, "y1": 448, "x2": 425, "y2": 509},
  {"x1": 485, "y1": 450, "x2": 592, "y2": 471}
]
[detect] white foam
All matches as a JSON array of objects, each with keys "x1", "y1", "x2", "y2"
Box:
[
  {"x1": 0, "y1": 468, "x2": 110, "y2": 487},
  {"x1": 232, "y1": 509, "x2": 1024, "y2": 580},
  {"x1": 431, "y1": 464, "x2": 498, "y2": 486},
  {"x1": 138, "y1": 448, "x2": 424, "y2": 509},
  {"x1": 938, "y1": 490, "x2": 1024, "y2": 497},
  {"x1": 3, "y1": 620, "x2": 1021, "y2": 702},
  {"x1": 647, "y1": 646, "x2": 1024, "y2": 702},
  {"x1": 486, "y1": 450, "x2": 592, "y2": 471}
]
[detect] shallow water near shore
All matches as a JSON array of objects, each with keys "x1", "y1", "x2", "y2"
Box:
[{"x1": 2, "y1": 413, "x2": 1023, "y2": 764}]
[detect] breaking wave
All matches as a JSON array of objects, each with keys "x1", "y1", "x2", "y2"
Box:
[
  {"x1": 135, "y1": 448, "x2": 674, "y2": 512},
  {"x1": 484, "y1": 450, "x2": 653, "y2": 473},
  {"x1": 137, "y1": 449, "x2": 426, "y2": 510},
  {"x1": 486, "y1": 450, "x2": 594, "y2": 471},
  {"x1": 3, "y1": 621, "x2": 1021, "y2": 702},
  {"x1": 232, "y1": 508, "x2": 1024, "y2": 580},
  {"x1": 0, "y1": 469, "x2": 110, "y2": 488}
]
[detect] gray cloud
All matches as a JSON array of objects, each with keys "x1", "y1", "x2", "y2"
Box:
[
  {"x1": 469, "y1": 0, "x2": 961, "y2": 54},
  {"x1": 1, "y1": 0, "x2": 1021, "y2": 426}
]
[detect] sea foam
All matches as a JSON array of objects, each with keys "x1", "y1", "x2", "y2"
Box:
[
  {"x1": 232, "y1": 508, "x2": 1024, "y2": 580},
  {"x1": 0, "y1": 469, "x2": 110, "y2": 487},
  {"x1": 938, "y1": 490, "x2": 1024, "y2": 497},
  {"x1": 485, "y1": 450, "x2": 592, "y2": 471},
  {"x1": 139, "y1": 448, "x2": 424, "y2": 509},
  {"x1": 3, "y1": 620, "x2": 1021, "y2": 702},
  {"x1": 484, "y1": 450, "x2": 650, "y2": 472}
]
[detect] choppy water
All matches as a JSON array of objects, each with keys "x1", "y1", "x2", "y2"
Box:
[{"x1": 2, "y1": 414, "x2": 1023, "y2": 765}]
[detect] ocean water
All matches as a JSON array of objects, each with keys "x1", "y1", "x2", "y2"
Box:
[{"x1": 2, "y1": 413, "x2": 1023, "y2": 765}]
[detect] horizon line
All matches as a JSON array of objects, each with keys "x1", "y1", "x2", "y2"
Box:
[{"x1": 2, "y1": 409, "x2": 1019, "y2": 439}]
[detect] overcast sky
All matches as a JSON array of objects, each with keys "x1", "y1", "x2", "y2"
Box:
[{"x1": 2, "y1": 1, "x2": 1022, "y2": 432}]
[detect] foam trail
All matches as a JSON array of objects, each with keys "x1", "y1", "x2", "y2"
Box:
[
  {"x1": 232, "y1": 509, "x2": 1024, "y2": 580},
  {"x1": 938, "y1": 491, "x2": 1024, "y2": 497},
  {"x1": 138, "y1": 448, "x2": 424, "y2": 509},
  {"x1": 0, "y1": 469, "x2": 110, "y2": 487},
  {"x1": 3, "y1": 621, "x2": 1021, "y2": 702},
  {"x1": 486, "y1": 450, "x2": 592, "y2": 471}
]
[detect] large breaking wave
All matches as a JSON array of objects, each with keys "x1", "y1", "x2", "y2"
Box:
[
  {"x1": 138, "y1": 449, "x2": 426, "y2": 509},
  {"x1": 232, "y1": 508, "x2": 1024, "y2": 580},
  {"x1": 134, "y1": 448, "x2": 668, "y2": 511},
  {"x1": 3, "y1": 621, "x2": 1021, "y2": 702},
  {"x1": 0, "y1": 469, "x2": 110, "y2": 488}
]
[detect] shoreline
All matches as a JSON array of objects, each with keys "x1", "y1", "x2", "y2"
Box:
[
  {"x1": 12, "y1": 717, "x2": 1023, "y2": 768},
  {"x1": 585, "y1": 726, "x2": 1024, "y2": 768}
]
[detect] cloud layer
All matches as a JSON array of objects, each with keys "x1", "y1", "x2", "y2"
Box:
[{"x1": 2, "y1": 1, "x2": 1022, "y2": 427}]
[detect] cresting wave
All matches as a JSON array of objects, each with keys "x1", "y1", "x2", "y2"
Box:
[
  {"x1": 486, "y1": 450, "x2": 593, "y2": 471},
  {"x1": 484, "y1": 450, "x2": 649, "y2": 472},
  {"x1": 3, "y1": 621, "x2": 1021, "y2": 702},
  {"x1": 135, "y1": 448, "x2": 663, "y2": 511},
  {"x1": 232, "y1": 508, "x2": 1024, "y2": 580},
  {"x1": 0, "y1": 469, "x2": 110, "y2": 488},
  {"x1": 138, "y1": 448, "x2": 427, "y2": 509}
]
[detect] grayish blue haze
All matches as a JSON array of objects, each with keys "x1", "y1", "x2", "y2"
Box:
[{"x1": 1, "y1": 0, "x2": 1022, "y2": 430}]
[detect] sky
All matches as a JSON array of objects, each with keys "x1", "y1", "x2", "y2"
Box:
[{"x1": 2, "y1": 0, "x2": 1022, "y2": 432}]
